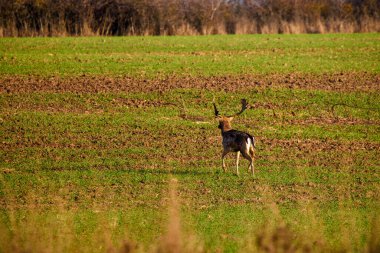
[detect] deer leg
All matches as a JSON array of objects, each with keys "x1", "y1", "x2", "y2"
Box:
[
  {"x1": 222, "y1": 150, "x2": 229, "y2": 172},
  {"x1": 250, "y1": 160, "x2": 254, "y2": 176},
  {"x1": 242, "y1": 152, "x2": 254, "y2": 176},
  {"x1": 250, "y1": 149, "x2": 255, "y2": 176},
  {"x1": 236, "y1": 151, "x2": 240, "y2": 176}
]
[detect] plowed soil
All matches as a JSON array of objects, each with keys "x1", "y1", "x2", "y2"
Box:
[{"x1": 1, "y1": 72, "x2": 379, "y2": 94}]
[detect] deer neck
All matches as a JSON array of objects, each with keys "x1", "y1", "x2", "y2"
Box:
[{"x1": 220, "y1": 121, "x2": 233, "y2": 133}]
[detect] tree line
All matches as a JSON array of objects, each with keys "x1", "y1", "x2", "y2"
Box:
[{"x1": 0, "y1": 0, "x2": 379, "y2": 36}]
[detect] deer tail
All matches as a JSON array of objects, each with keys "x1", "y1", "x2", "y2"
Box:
[{"x1": 247, "y1": 133, "x2": 255, "y2": 148}]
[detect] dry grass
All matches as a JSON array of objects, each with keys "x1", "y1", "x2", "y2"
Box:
[
  {"x1": 1, "y1": 173, "x2": 379, "y2": 252},
  {"x1": 157, "y1": 178, "x2": 183, "y2": 253}
]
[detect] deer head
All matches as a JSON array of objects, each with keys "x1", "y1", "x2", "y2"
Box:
[{"x1": 213, "y1": 98, "x2": 249, "y2": 132}]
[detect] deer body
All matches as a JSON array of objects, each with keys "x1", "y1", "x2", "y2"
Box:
[{"x1": 214, "y1": 100, "x2": 255, "y2": 176}]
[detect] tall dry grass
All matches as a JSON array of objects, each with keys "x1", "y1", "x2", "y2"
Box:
[
  {"x1": 1, "y1": 172, "x2": 379, "y2": 253},
  {"x1": 0, "y1": 0, "x2": 379, "y2": 36},
  {"x1": 157, "y1": 178, "x2": 183, "y2": 253}
]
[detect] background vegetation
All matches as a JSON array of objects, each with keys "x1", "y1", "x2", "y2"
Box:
[
  {"x1": 0, "y1": 0, "x2": 379, "y2": 37},
  {"x1": 0, "y1": 34, "x2": 379, "y2": 252}
]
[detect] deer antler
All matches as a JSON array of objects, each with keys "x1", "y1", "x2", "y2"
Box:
[
  {"x1": 213, "y1": 96, "x2": 220, "y2": 117},
  {"x1": 227, "y1": 99, "x2": 249, "y2": 117}
]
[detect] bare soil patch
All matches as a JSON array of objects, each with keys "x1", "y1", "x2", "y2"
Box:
[
  {"x1": 1, "y1": 72, "x2": 379, "y2": 94},
  {"x1": 2, "y1": 120, "x2": 378, "y2": 169}
]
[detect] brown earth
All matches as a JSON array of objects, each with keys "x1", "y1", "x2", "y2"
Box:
[
  {"x1": 0, "y1": 72, "x2": 379, "y2": 94},
  {"x1": 2, "y1": 120, "x2": 379, "y2": 170}
]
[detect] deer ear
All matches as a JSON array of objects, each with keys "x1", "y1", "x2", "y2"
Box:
[{"x1": 227, "y1": 116, "x2": 234, "y2": 121}]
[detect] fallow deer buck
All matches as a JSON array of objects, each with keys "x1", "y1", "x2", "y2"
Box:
[{"x1": 213, "y1": 98, "x2": 255, "y2": 176}]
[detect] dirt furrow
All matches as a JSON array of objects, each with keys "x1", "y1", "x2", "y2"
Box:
[{"x1": 1, "y1": 73, "x2": 379, "y2": 94}]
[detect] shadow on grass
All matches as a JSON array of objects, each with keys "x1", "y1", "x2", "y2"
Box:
[
  {"x1": 131, "y1": 168, "x2": 215, "y2": 176},
  {"x1": 130, "y1": 169, "x2": 259, "y2": 183},
  {"x1": 40, "y1": 165, "x2": 259, "y2": 179}
]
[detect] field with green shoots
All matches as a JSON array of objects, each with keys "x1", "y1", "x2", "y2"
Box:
[{"x1": 0, "y1": 34, "x2": 380, "y2": 253}]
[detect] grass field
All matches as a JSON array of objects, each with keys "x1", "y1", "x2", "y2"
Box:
[
  {"x1": 0, "y1": 34, "x2": 380, "y2": 252},
  {"x1": 0, "y1": 34, "x2": 379, "y2": 76}
]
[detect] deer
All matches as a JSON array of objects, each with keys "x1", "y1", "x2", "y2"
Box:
[{"x1": 213, "y1": 98, "x2": 255, "y2": 176}]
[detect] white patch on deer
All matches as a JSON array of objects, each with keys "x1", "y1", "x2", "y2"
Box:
[{"x1": 246, "y1": 137, "x2": 252, "y2": 149}]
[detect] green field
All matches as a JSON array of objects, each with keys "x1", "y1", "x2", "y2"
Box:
[
  {"x1": 0, "y1": 34, "x2": 379, "y2": 76},
  {"x1": 0, "y1": 34, "x2": 380, "y2": 253}
]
